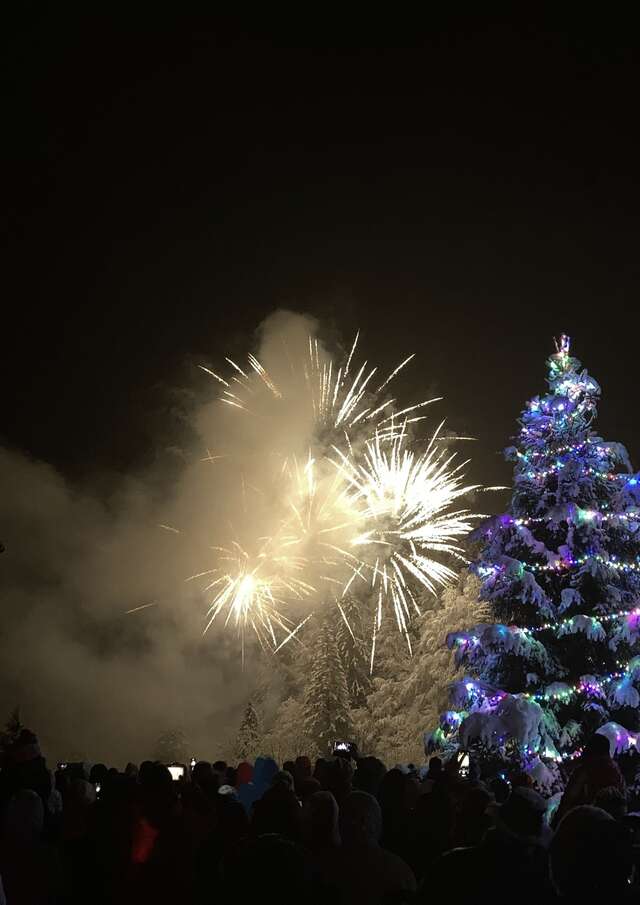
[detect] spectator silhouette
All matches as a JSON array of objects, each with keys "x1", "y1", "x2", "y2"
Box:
[
  {"x1": 234, "y1": 760, "x2": 253, "y2": 788},
  {"x1": 378, "y1": 768, "x2": 412, "y2": 857},
  {"x1": 353, "y1": 756, "x2": 387, "y2": 797},
  {"x1": 252, "y1": 773, "x2": 302, "y2": 842},
  {"x1": 89, "y1": 763, "x2": 108, "y2": 786},
  {"x1": 421, "y1": 756, "x2": 443, "y2": 792},
  {"x1": 303, "y1": 790, "x2": 340, "y2": 853},
  {"x1": 222, "y1": 833, "x2": 315, "y2": 905},
  {"x1": 553, "y1": 733, "x2": 625, "y2": 826},
  {"x1": 406, "y1": 782, "x2": 456, "y2": 881},
  {"x1": 550, "y1": 805, "x2": 633, "y2": 898},
  {"x1": 426, "y1": 787, "x2": 553, "y2": 903},
  {"x1": 0, "y1": 788, "x2": 62, "y2": 905},
  {"x1": 593, "y1": 784, "x2": 628, "y2": 820},
  {"x1": 294, "y1": 755, "x2": 312, "y2": 794},
  {"x1": 322, "y1": 756, "x2": 353, "y2": 808},
  {"x1": 323, "y1": 791, "x2": 416, "y2": 905}
]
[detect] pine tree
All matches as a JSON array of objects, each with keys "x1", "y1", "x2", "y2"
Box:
[
  {"x1": 1, "y1": 707, "x2": 22, "y2": 749},
  {"x1": 259, "y1": 697, "x2": 311, "y2": 763},
  {"x1": 357, "y1": 574, "x2": 487, "y2": 764},
  {"x1": 336, "y1": 594, "x2": 371, "y2": 708},
  {"x1": 235, "y1": 701, "x2": 260, "y2": 761},
  {"x1": 433, "y1": 336, "x2": 640, "y2": 781},
  {"x1": 303, "y1": 613, "x2": 353, "y2": 755}
]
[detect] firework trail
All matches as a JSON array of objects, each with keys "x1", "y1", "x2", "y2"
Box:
[{"x1": 200, "y1": 332, "x2": 439, "y2": 442}]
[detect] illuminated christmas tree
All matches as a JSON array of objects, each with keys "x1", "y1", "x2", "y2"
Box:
[{"x1": 430, "y1": 336, "x2": 640, "y2": 784}]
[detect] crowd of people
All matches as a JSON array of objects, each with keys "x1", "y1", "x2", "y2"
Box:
[{"x1": 0, "y1": 726, "x2": 639, "y2": 903}]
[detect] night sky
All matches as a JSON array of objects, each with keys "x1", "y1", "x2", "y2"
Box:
[{"x1": 4, "y1": 13, "x2": 640, "y2": 492}]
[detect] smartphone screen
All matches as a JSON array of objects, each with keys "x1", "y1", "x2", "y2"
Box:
[{"x1": 168, "y1": 765, "x2": 185, "y2": 781}]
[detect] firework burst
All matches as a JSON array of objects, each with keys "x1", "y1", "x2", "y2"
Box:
[
  {"x1": 332, "y1": 422, "x2": 479, "y2": 660},
  {"x1": 192, "y1": 330, "x2": 479, "y2": 660},
  {"x1": 188, "y1": 541, "x2": 314, "y2": 657}
]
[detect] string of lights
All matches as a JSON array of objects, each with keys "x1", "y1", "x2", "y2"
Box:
[
  {"x1": 502, "y1": 510, "x2": 638, "y2": 528},
  {"x1": 521, "y1": 607, "x2": 640, "y2": 636},
  {"x1": 515, "y1": 439, "x2": 611, "y2": 461},
  {"x1": 522, "y1": 463, "x2": 631, "y2": 482},
  {"x1": 462, "y1": 657, "x2": 637, "y2": 706},
  {"x1": 452, "y1": 609, "x2": 640, "y2": 668},
  {"x1": 523, "y1": 663, "x2": 631, "y2": 703},
  {"x1": 524, "y1": 554, "x2": 640, "y2": 574}
]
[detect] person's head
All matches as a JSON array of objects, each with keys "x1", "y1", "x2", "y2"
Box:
[
  {"x1": 225, "y1": 766, "x2": 237, "y2": 787},
  {"x1": 313, "y1": 757, "x2": 328, "y2": 787},
  {"x1": 192, "y1": 760, "x2": 213, "y2": 787},
  {"x1": 498, "y1": 787, "x2": 546, "y2": 841},
  {"x1": 213, "y1": 760, "x2": 227, "y2": 775},
  {"x1": 414, "y1": 782, "x2": 456, "y2": 847},
  {"x1": 294, "y1": 756, "x2": 311, "y2": 780},
  {"x1": 583, "y1": 733, "x2": 611, "y2": 759},
  {"x1": 90, "y1": 763, "x2": 108, "y2": 785},
  {"x1": 377, "y1": 768, "x2": 407, "y2": 812},
  {"x1": 254, "y1": 757, "x2": 279, "y2": 790},
  {"x1": 340, "y1": 791, "x2": 382, "y2": 847},
  {"x1": 235, "y1": 761, "x2": 253, "y2": 788},
  {"x1": 298, "y1": 777, "x2": 321, "y2": 804},
  {"x1": 66, "y1": 778, "x2": 96, "y2": 809},
  {"x1": 252, "y1": 783, "x2": 302, "y2": 841},
  {"x1": 283, "y1": 760, "x2": 295, "y2": 776},
  {"x1": 593, "y1": 785, "x2": 628, "y2": 820},
  {"x1": 490, "y1": 776, "x2": 511, "y2": 805},
  {"x1": 218, "y1": 784, "x2": 239, "y2": 801},
  {"x1": 3, "y1": 789, "x2": 44, "y2": 844},
  {"x1": 427, "y1": 756, "x2": 442, "y2": 776},
  {"x1": 303, "y1": 791, "x2": 339, "y2": 848},
  {"x1": 271, "y1": 770, "x2": 294, "y2": 791},
  {"x1": 323, "y1": 755, "x2": 353, "y2": 806},
  {"x1": 124, "y1": 762, "x2": 138, "y2": 779},
  {"x1": 550, "y1": 806, "x2": 633, "y2": 896},
  {"x1": 353, "y1": 756, "x2": 387, "y2": 796},
  {"x1": 139, "y1": 764, "x2": 179, "y2": 826},
  {"x1": 138, "y1": 760, "x2": 155, "y2": 785}
]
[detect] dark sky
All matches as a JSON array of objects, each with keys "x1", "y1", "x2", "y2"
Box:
[{"x1": 4, "y1": 13, "x2": 640, "y2": 492}]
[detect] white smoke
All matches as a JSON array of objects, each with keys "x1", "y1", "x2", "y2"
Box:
[{"x1": 0, "y1": 310, "x2": 321, "y2": 765}]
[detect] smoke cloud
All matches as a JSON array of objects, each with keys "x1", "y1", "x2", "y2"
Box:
[{"x1": 0, "y1": 310, "x2": 322, "y2": 765}]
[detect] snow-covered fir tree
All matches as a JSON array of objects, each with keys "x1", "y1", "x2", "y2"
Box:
[
  {"x1": 1, "y1": 707, "x2": 22, "y2": 749},
  {"x1": 355, "y1": 574, "x2": 487, "y2": 764},
  {"x1": 303, "y1": 611, "x2": 353, "y2": 755},
  {"x1": 258, "y1": 697, "x2": 311, "y2": 763},
  {"x1": 235, "y1": 701, "x2": 260, "y2": 761},
  {"x1": 336, "y1": 594, "x2": 371, "y2": 708},
  {"x1": 431, "y1": 336, "x2": 640, "y2": 782}
]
